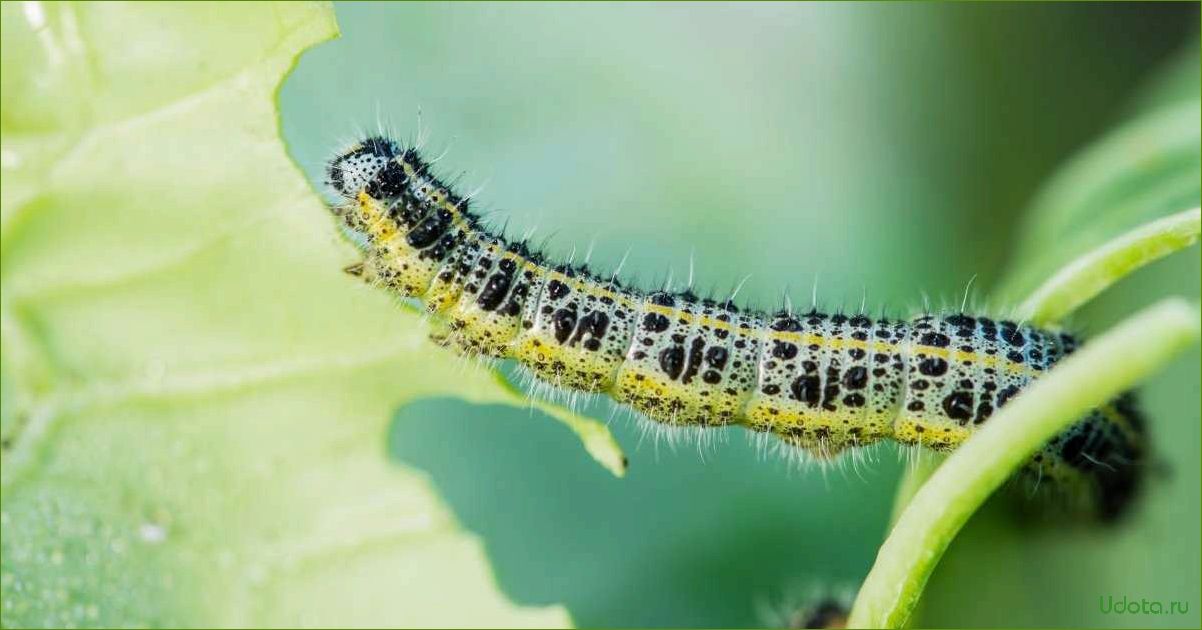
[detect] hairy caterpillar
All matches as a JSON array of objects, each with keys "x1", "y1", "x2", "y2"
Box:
[{"x1": 324, "y1": 135, "x2": 1146, "y2": 519}]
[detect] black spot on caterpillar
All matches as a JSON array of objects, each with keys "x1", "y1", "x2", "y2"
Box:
[{"x1": 324, "y1": 135, "x2": 1147, "y2": 520}]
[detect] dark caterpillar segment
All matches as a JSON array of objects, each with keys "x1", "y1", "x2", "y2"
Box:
[
  {"x1": 406, "y1": 207, "x2": 453, "y2": 250},
  {"x1": 613, "y1": 293, "x2": 702, "y2": 424},
  {"x1": 614, "y1": 297, "x2": 751, "y2": 425},
  {"x1": 898, "y1": 314, "x2": 1052, "y2": 449},
  {"x1": 441, "y1": 238, "x2": 523, "y2": 356},
  {"x1": 867, "y1": 318, "x2": 908, "y2": 436},
  {"x1": 570, "y1": 310, "x2": 610, "y2": 348},
  {"x1": 746, "y1": 312, "x2": 899, "y2": 455},
  {"x1": 512, "y1": 265, "x2": 636, "y2": 392},
  {"x1": 899, "y1": 315, "x2": 973, "y2": 449},
  {"x1": 1032, "y1": 395, "x2": 1146, "y2": 520},
  {"x1": 837, "y1": 314, "x2": 875, "y2": 429},
  {"x1": 327, "y1": 137, "x2": 1150, "y2": 519},
  {"x1": 748, "y1": 313, "x2": 817, "y2": 444},
  {"x1": 425, "y1": 236, "x2": 483, "y2": 314},
  {"x1": 366, "y1": 159, "x2": 409, "y2": 200}
]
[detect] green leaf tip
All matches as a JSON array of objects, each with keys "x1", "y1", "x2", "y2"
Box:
[
  {"x1": 1017, "y1": 207, "x2": 1201, "y2": 326},
  {"x1": 998, "y1": 96, "x2": 1201, "y2": 304},
  {"x1": 491, "y1": 371, "x2": 628, "y2": 478},
  {"x1": 848, "y1": 297, "x2": 1200, "y2": 629}
]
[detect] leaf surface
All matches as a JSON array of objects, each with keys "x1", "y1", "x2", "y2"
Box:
[{"x1": 0, "y1": 2, "x2": 615, "y2": 626}]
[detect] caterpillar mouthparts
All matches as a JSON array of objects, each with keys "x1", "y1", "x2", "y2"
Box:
[{"x1": 324, "y1": 135, "x2": 1147, "y2": 520}]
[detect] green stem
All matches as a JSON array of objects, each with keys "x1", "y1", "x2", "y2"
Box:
[
  {"x1": 887, "y1": 455, "x2": 942, "y2": 527},
  {"x1": 1016, "y1": 207, "x2": 1200, "y2": 326},
  {"x1": 847, "y1": 298, "x2": 1200, "y2": 629}
]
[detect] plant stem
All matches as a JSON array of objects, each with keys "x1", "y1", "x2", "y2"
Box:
[
  {"x1": 887, "y1": 454, "x2": 942, "y2": 526},
  {"x1": 847, "y1": 297, "x2": 1200, "y2": 629},
  {"x1": 1016, "y1": 207, "x2": 1200, "y2": 326}
]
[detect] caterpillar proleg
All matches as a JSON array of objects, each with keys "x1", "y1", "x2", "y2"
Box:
[{"x1": 324, "y1": 135, "x2": 1146, "y2": 520}]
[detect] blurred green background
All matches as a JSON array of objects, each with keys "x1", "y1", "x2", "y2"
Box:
[{"x1": 280, "y1": 2, "x2": 1199, "y2": 627}]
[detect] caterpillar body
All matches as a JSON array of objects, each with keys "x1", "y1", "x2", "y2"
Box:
[{"x1": 325, "y1": 136, "x2": 1146, "y2": 519}]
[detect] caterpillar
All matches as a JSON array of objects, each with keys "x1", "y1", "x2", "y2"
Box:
[{"x1": 324, "y1": 135, "x2": 1146, "y2": 520}]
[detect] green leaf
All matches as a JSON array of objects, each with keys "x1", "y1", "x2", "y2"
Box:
[
  {"x1": 849, "y1": 298, "x2": 1200, "y2": 629},
  {"x1": 1015, "y1": 206, "x2": 1199, "y2": 326},
  {"x1": 1, "y1": 2, "x2": 618, "y2": 626},
  {"x1": 996, "y1": 43, "x2": 1201, "y2": 305}
]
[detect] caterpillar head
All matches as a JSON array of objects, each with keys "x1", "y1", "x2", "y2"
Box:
[
  {"x1": 796, "y1": 598, "x2": 850, "y2": 629},
  {"x1": 326, "y1": 136, "x2": 399, "y2": 197},
  {"x1": 763, "y1": 590, "x2": 853, "y2": 629}
]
